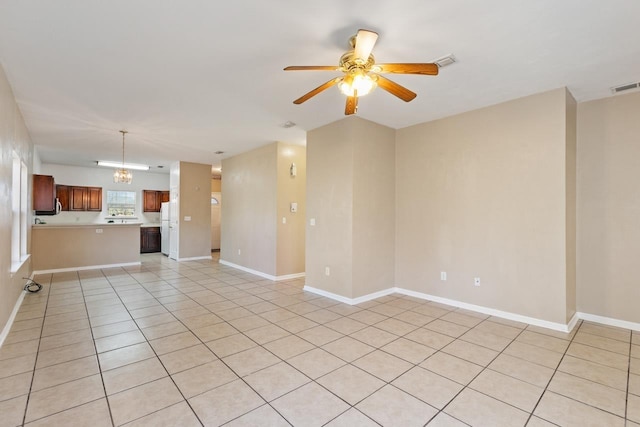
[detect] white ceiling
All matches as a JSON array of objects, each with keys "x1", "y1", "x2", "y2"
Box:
[{"x1": 1, "y1": 0, "x2": 639, "y2": 172}]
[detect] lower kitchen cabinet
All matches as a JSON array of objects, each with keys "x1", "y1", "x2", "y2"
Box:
[{"x1": 140, "y1": 226, "x2": 161, "y2": 253}]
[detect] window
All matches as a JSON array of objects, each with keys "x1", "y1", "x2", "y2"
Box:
[
  {"x1": 11, "y1": 151, "x2": 28, "y2": 272},
  {"x1": 106, "y1": 190, "x2": 136, "y2": 216}
]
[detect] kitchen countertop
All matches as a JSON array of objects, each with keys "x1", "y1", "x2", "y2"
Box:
[
  {"x1": 32, "y1": 222, "x2": 142, "y2": 228},
  {"x1": 140, "y1": 223, "x2": 161, "y2": 228}
]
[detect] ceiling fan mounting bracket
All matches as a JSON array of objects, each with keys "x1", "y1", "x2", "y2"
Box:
[{"x1": 339, "y1": 51, "x2": 375, "y2": 73}]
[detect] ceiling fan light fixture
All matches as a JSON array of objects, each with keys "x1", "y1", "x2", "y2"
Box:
[{"x1": 338, "y1": 71, "x2": 377, "y2": 97}]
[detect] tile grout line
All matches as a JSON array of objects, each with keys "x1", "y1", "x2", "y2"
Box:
[{"x1": 19, "y1": 272, "x2": 52, "y2": 427}]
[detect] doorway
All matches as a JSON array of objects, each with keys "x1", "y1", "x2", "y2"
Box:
[{"x1": 211, "y1": 192, "x2": 221, "y2": 251}]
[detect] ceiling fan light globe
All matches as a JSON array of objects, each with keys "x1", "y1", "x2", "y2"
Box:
[{"x1": 338, "y1": 73, "x2": 376, "y2": 97}]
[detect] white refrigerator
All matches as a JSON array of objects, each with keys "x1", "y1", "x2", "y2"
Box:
[{"x1": 160, "y1": 202, "x2": 170, "y2": 255}]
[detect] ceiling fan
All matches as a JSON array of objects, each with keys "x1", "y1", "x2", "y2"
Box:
[{"x1": 284, "y1": 29, "x2": 439, "y2": 115}]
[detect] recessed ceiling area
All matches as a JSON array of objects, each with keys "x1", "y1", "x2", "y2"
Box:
[{"x1": 0, "y1": 1, "x2": 639, "y2": 170}]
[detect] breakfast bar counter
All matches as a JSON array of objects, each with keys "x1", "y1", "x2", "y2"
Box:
[{"x1": 31, "y1": 223, "x2": 141, "y2": 272}]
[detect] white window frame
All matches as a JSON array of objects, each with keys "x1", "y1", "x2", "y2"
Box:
[{"x1": 11, "y1": 151, "x2": 30, "y2": 273}]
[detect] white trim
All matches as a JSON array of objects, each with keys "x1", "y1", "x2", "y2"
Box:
[
  {"x1": 566, "y1": 312, "x2": 580, "y2": 332},
  {"x1": 33, "y1": 261, "x2": 141, "y2": 275},
  {"x1": 303, "y1": 286, "x2": 396, "y2": 306},
  {"x1": 394, "y1": 287, "x2": 574, "y2": 332},
  {"x1": 0, "y1": 286, "x2": 27, "y2": 349},
  {"x1": 176, "y1": 256, "x2": 213, "y2": 262},
  {"x1": 9, "y1": 254, "x2": 31, "y2": 276},
  {"x1": 577, "y1": 311, "x2": 640, "y2": 332},
  {"x1": 219, "y1": 259, "x2": 304, "y2": 281}
]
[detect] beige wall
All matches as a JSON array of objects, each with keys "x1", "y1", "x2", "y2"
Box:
[
  {"x1": 221, "y1": 144, "x2": 278, "y2": 275},
  {"x1": 178, "y1": 161, "x2": 212, "y2": 259},
  {"x1": 221, "y1": 143, "x2": 306, "y2": 277},
  {"x1": 276, "y1": 142, "x2": 306, "y2": 276},
  {"x1": 577, "y1": 91, "x2": 640, "y2": 323},
  {"x1": 306, "y1": 117, "x2": 395, "y2": 299},
  {"x1": 396, "y1": 88, "x2": 572, "y2": 324},
  {"x1": 0, "y1": 64, "x2": 33, "y2": 333},
  {"x1": 352, "y1": 119, "x2": 396, "y2": 297},
  {"x1": 32, "y1": 225, "x2": 139, "y2": 271}
]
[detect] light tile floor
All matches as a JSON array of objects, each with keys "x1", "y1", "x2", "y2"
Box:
[{"x1": 1, "y1": 253, "x2": 639, "y2": 426}]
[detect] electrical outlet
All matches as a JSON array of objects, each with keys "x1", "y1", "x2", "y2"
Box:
[
  {"x1": 474, "y1": 277, "x2": 481, "y2": 286},
  {"x1": 325, "y1": 267, "x2": 330, "y2": 276},
  {"x1": 310, "y1": 218, "x2": 316, "y2": 226},
  {"x1": 282, "y1": 217, "x2": 286, "y2": 224},
  {"x1": 95, "y1": 229, "x2": 103, "y2": 234},
  {"x1": 440, "y1": 271, "x2": 447, "y2": 281}
]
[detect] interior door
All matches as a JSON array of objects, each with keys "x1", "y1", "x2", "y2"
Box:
[{"x1": 211, "y1": 192, "x2": 221, "y2": 250}]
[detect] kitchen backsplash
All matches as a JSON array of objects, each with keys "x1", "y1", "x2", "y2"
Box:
[{"x1": 35, "y1": 211, "x2": 161, "y2": 225}]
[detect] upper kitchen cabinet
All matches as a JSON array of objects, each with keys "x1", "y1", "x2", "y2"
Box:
[
  {"x1": 66, "y1": 186, "x2": 103, "y2": 211},
  {"x1": 56, "y1": 185, "x2": 70, "y2": 211},
  {"x1": 143, "y1": 190, "x2": 169, "y2": 212},
  {"x1": 33, "y1": 174, "x2": 56, "y2": 214}
]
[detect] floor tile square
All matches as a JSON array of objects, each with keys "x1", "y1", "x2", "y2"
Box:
[
  {"x1": 441, "y1": 339, "x2": 499, "y2": 366},
  {"x1": 557, "y1": 354, "x2": 627, "y2": 391},
  {"x1": 469, "y1": 369, "x2": 543, "y2": 412},
  {"x1": 488, "y1": 353, "x2": 554, "y2": 388},
  {"x1": 171, "y1": 359, "x2": 237, "y2": 398},
  {"x1": 350, "y1": 326, "x2": 398, "y2": 348},
  {"x1": 420, "y1": 352, "x2": 483, "y2": 385},
  {"x1": 404, "y1": 328, "x2": 455, "y2": 349},
  {"x1": 189, "y1": 379, "x2": 264, "y2": 426},
  {"x1": 356, "y1": 384, "x2": 438, "y2": 427},
  {"x1": 24, "y1": 398, "x2": 112, "y2": 427},
  {"x1": 108, "y1": 377, "x2": 184, "y2": 426},
  {"x1": 288, "y1": 348, "x2": 346, "y2": 379},
  {"x1": 322, "y1": 336, "x2": 375, "y2": 362},
  {"x1": 353, "y1": 349, "x2": 412, "y2": 382},
  {"x1": 158, "y1": 343, "x2": 217, "y2": 374},
  {"x1": 243, "y1": 323, "x2": 291, "y2": 345},
  {"x1": 222, "y1": 346, "x2": 280, "y2": 377},
  {"x1": 98, "y1": 342, "x2": 156, "y2": 371},
  {"x1": 271, "y1": 382, "x2": 350, "y2": 427},
  {"x1": 392, "y1": 366, "x2": 463, "y2": 409},
  {"x1": 121, "y1": 401, "x2": 201, "y2": 427},
  {"x1": 381, "y1": 337, "x2": 436, "y2": 364},
  {"x1": 31, "y1": 355, "x2": 99, "y2": 391},
  {"x1": 263, "y1": 334, "x2": 316, "y2": 360},
  {"x1": 148, "y1": 331, "x2": 200, "y2": 355},
  {"x1": 205, "y1": 333, "x2": 257, "y2": 358},
  {"x1": 25, "y1": 374, "x2": 105, "y2": 423},
  {"x1": 534, "y1": 391, "x2": 625, "y2": 427},
  {"x1": 547, "y1": 371, "x2": 626, "y2": 416},
  {"x1": 244, "y1": 361, "x2": 310, "y2": 401},
  {"x1": 102, "y1": 356, "x2": 167, "y2": 395},
  {"x1": 224, "y1": 404, "x2": 290, "y2": 427},
  {"x1": 317, "y1": 364, "x2": 385, "y2": 405},
  {"x1": 503, "y1": 341, "x2": 563, "y2": 369},
  {"x1": 95, "y1": 330, "x2": 146, "y2": 353},
  {"x1": 444, "y1": 388, "x2": 529, "y2": 427},
  {"x1": 297, "y1": 325, "x2": 343, "y2": 346},
  {"x1": 324, "y1": 408, "x2": 379, "y2": 427}
]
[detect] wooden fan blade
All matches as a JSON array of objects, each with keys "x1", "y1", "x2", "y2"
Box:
[
  {"x1": 284, "y1": 66, "x2": 340, "y2": 71},
  {"x1": 293, "y1": 77, "x2": 342, "y2": 104},
  {"x1": 376, "y1": 63, "x2": 439, "y2": 75},
  {"x1": 354, "y1": 29, "x2": 378, "y2": 61},
  {"x1": 345, "y1": 95, "x2": 358, "y2": 115},
  {"x1": 376, "y1": 75, "x2": 417, "y2": 102}
]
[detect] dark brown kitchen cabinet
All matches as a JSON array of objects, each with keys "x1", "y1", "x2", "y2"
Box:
[
  {"x1": 68, "y1": 186, "x2": 102, "y2": 211},
  {"x1": 143, "y1": 190, "x2": 169, "y2": 212},
  {"x1": 56, "y1": 185, "x2": 70, "y2": 211},
  {"x1": 140, "y1": 226, "x2": 161, "y2": 253},
  {"x1": 33, "y1": 174, "x2": 56, "y2": 214}
]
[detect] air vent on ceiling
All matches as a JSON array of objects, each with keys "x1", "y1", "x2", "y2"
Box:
[
  {"x1": 433, "y1": 54, "x2": 456, "y2": 68},
  {"x1": 611, "y1": 82, "x2": 640, "y2": 94}
]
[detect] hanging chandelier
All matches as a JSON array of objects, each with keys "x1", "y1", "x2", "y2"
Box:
[{"x1": 114, "y1": 130, "x2": 133, "y2": 184}]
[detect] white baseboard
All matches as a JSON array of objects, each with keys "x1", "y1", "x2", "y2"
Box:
[
  {"x1": 303, "y1": 286, "x2": 396, "y2": 305},
  {"x1": 219, "y1": 259, "x2": 305, "y2": 282},
  {"x1": 301, "y1": 285, "x2": 584, "y2": 332},
  {"x1": 394, "y1": 287, "x2": 575, "y2": 332},
  {"x1": 177, "y1": 256, "x2": 213, "y2": 262},
  {"x1": 577, "y1": 312, "x2": 640, "y2": 332},
  {"x1": 33, "y1": 261, "x2": 141, "y2": 275},
  {"x1": 0, "y1": 278, "x2": 29, "y2": 349}
]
